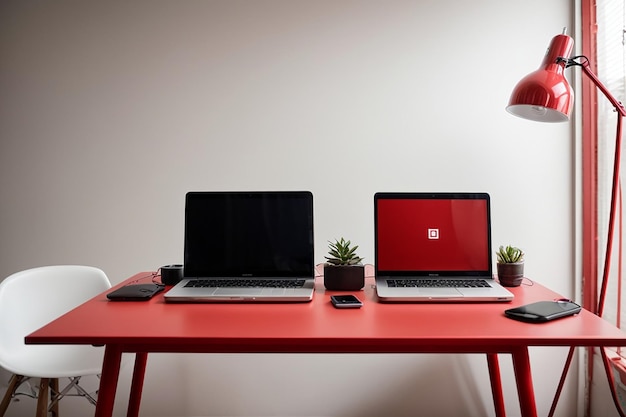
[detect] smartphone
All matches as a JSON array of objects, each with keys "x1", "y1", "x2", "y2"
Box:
[
  {"x1": 504, "y1": 300, "x2": 581, "y2": 323},
  {"x1": 107, "y1": 284, "x2": 165, "y2": 301},
  {"x1": 330, "y1": 295, "x2": 363, "y2": 309}
]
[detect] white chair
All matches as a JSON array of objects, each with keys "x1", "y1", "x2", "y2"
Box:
[{"x1": 0, "y1": 265, "x2": 111, "y2": 417}]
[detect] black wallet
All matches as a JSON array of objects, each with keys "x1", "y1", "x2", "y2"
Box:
[
  {"x1": 106, "y1": 284, "x2": 165, "y2": 301},
  {"x1": 504, "y1": 300, "x2": 581, "y2": 323}
]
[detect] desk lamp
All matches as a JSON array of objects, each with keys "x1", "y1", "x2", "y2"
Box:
[{"x1": 507, "y1": 29, "x2": 626, "y2": 416}]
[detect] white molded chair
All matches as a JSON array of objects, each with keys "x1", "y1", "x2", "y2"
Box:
[{"x1": 0, "y1": 265, "x2": 111, "y2": 417}]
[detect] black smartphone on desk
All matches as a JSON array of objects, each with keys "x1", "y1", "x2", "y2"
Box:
[
  {"x1": 107, "y1": 284, "x2": 165, "y2": 301},
  {"x1": 505, "y1": 300, "x2": 581, "y2": 323},
  {"x1": 330, "y1": 295, "x2": 363, "y2": 309}
]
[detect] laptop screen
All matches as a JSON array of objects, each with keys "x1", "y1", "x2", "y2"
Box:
[
  {"x1": 375, "y1": 193, "x2": 492, "y2": 276},
  {"x1": 184, "y1": 191, "x2": 314, "y2": 278}
]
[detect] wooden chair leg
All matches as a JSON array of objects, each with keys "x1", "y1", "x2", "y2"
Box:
[
  {"x1": 36, "y1": 378, "x2": 49, "y2": 417},
  {"x1": 0, "y1": 374, "x2": 23, "y2": 417},
  {"x1": 49, "y1": 378, "x2": 59, "y2": 417}
]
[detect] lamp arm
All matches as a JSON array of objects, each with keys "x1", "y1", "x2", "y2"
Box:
[
  {"x1": 576, "y1": 55, "x2": 626, "y2": 316},
  {"x1": 598, "y1": 112, "x2": 623, "y2": 317},
  {"x1": 562, "y1": 54, "x2": 626, "y2": 316},
  {"x1": 576, "y1": 58, "x2": 626, "y2": 117}
]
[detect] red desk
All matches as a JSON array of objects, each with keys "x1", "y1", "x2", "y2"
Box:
[{"x1": 26, "y1": 273, "x2": 626, "y2": 417}]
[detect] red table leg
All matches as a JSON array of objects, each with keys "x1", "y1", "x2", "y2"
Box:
[
  {"x1": 487, "y1": 353, "x2": 506, "y2": 417},
  {"x1": 127, "y1": 352, "x2": 148, "y2": 417},
  {"x1": 511, "y1": 346, "x2": 538, "y2": 417},
  {"x1": 95, "y1": 345, "x2": 123, "y2": 417}
]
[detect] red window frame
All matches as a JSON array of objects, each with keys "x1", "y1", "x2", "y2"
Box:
[{"x1": 581, "y1": 0, "x2": 599, "y2": 313}]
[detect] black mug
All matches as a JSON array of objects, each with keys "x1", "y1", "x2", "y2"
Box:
[{"x1": 160, "y1": 264, "x2": 183, "y2": 285}]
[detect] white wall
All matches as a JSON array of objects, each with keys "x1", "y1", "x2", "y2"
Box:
[{"x1": 0, "y1": 1, "x2": 579, "y2": 416}]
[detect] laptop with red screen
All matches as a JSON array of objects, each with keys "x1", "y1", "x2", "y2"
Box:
[{"x1": 374, "y1": 192, "x2": 514, "y2": 302}]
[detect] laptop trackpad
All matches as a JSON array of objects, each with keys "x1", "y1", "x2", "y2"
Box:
[
  {"x1": 214, "y1": 288, "x2": 264, "y2": 296},
  {"x1": 420, "y1": 288, "x2": 463, "y2": 297}
]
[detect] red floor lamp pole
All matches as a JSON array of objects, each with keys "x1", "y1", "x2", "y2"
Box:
[{"x1": 506, "y1": 29, "x2": 626, "y2": 416}]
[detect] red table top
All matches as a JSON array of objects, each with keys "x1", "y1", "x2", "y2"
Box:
[{"x1": 26, "y1": 273, "x2": 626, "y2": 354}]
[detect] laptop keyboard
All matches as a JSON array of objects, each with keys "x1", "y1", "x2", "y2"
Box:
[
  {"x1": 184, "y1": 279, "x2": 306, "y2": 289},
  {"x1": 387, "y1": 279, "x2": 491, "y2": 288}
]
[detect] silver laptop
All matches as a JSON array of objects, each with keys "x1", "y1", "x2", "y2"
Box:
[
  {"x1": 374, "y1": 192, "x2": 514, "y2": 302},
  {"x1": 164, "y1": 191, "x2": 315, "y2": 302}
]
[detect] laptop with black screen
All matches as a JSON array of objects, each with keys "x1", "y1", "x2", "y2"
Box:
[
  {"x1": 164, "y1": 191, "x2": 315, "y2": 302},
  {"x1": 374, "y1": 192, "x2": 514, "y2": 302}
]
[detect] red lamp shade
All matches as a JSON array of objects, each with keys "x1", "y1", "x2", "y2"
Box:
[{"x1": 506, "y1": 34, "x2": 575, "y2": 122}]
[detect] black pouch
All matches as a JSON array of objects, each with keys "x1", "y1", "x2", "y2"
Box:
[
  {"x1": 106, "y1": 284, "x2": 164, "y2": 301},
  {"x1": 504, "y1": 300, "x2": 581, "y2": 323}
]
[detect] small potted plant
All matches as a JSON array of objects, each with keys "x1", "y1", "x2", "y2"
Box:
[
  {"x1": 496, "y1": 245, "x2": 525, "y2": 287},
  {"x1": 324, "y1": 238, "x2": 365, "y2": 291}
]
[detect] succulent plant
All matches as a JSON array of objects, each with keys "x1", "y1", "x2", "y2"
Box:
[
  {"x1": 325, "y1": 238, "x2": 363, "y2": 266},
  {"x1": 496, "y1": 245, "x2": 524, "y2": 264}
]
